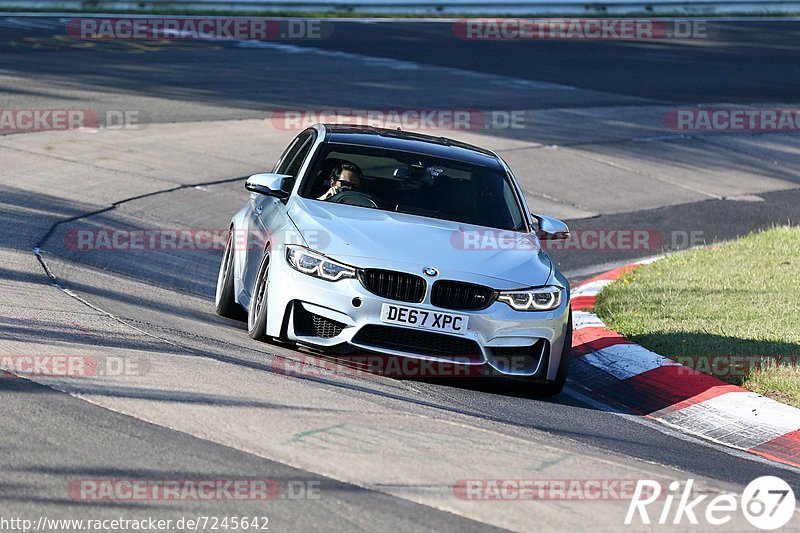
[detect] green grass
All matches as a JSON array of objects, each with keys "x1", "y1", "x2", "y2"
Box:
[{"x1": 595, "y1": 226, "x2": 800, "y2": 407}]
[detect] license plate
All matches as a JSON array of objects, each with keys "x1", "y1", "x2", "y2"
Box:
[{"x1": 380, "y1": 304, "x2": 468, "y2": 335}]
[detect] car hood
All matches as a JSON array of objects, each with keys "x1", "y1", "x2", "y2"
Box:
[{"x1": 287, "y1": 198, "x2": 553, "y2": 288}]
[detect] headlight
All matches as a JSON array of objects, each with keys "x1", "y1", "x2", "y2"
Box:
[
  {"x1": 497, "y1": 286, "x2": 562, "y2": 311},
  {"x1": 285, "y1": 246, "x2": 356, "y2": 281}
]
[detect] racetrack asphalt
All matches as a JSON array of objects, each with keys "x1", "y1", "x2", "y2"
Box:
[{"x1": 1, "y1": 15, "x2": 799, "y2": 531}]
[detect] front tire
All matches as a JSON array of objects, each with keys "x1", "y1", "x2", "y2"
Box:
[
  {"x1": 215, "y1": 229, "x2": 245, "y2": 320},
  {"x1": 247, "y1": 251, "x2": 271, "y2": 341},
  {"x1": 534, "y1": 311, "x2": 572, "y2": 397}
]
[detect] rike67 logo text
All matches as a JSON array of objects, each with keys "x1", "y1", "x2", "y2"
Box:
[{"x1": 626, "y1": 477, "x2": 795, "y2": 530}]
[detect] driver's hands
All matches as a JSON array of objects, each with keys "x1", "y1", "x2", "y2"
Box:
[{"x1": 317, "y1": 185, "x2": 341, "y2": 201}]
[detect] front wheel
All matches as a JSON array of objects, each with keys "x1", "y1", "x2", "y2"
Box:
[
  {"x1": 247, "y1": 252, "x2": 271, "y2": 341},
  {"x1": 534, "y1": 312, "x2": 572, "y2": 397}
]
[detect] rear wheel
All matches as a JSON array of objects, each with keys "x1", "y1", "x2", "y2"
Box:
[
  {"x1": 215, "y1": 229, "x2": 245, "y2": 320},
  {"x1": 247, "y1": 251, "x2": 271, "y2": 341}
]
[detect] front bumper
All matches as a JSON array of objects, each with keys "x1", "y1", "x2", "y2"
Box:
[{"x1": 265, "y1": 258, "x2": 571, "y2": 379}]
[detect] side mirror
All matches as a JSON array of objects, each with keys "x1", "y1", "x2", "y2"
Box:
[
  {"x1": 245, "y1": 173, "x2": 291, "y2": 200},
  {"x1": 532, "y1": 213, "x2": 571, "y2": 241}
]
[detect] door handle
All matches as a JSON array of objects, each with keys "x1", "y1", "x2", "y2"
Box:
[{"x1": 255, "y1": 205, "x2": 263, "y2": 215}]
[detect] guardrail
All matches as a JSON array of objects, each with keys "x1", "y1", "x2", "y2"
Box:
[{"x1": 3, "y1": 0, "x2": 800, "y2": 14}]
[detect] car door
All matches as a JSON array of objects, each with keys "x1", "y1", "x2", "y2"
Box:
[{"x1": 241, "y1": 129, "x2": 318, "y2": 297}]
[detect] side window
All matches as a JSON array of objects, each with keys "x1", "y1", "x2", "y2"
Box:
[
  {"x1": 285, "y1": 135, "x2": 314, "y2": 176},
  {"x1": 275, "y1": 130, "x2": 315, "y2": 194},
  {"x1": 277, "y1": 131, "x2": 314, "y2": 175},
  {"x1": 275, "y1": 137, "x2": 302, "y2": 174},
  {"x1": 273, "y1": 139, "x2": 298, "y2": 173}
]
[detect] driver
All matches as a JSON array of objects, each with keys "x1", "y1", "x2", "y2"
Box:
[{"x1": 317, "y1": 162, "x2": 363, "y2": 200}]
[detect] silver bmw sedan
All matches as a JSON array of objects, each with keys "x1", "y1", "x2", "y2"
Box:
[{"x1": 216, "y1": 123, "x2": 573, "y2": 395}]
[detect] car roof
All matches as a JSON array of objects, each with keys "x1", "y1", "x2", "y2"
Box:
[{"x1": 321, "y1": 124, "x2": 501, "y2": 167}]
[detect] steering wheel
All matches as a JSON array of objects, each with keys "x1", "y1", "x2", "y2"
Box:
[{"x1": 329, "y1": 190, "x2": 379, "y2": 208}]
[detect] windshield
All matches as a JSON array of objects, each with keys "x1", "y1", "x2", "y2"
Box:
[{"x1": 300, "y1": 143, "x2": 527, "y2": 231}]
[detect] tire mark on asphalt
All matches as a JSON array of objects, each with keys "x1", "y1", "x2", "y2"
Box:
[
  {"x1": 29, "y1": 175, "x2": 252, "y2": 348},
  {"x1": 33, "y1": 174, "x2": 248, "y2": 253}
]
